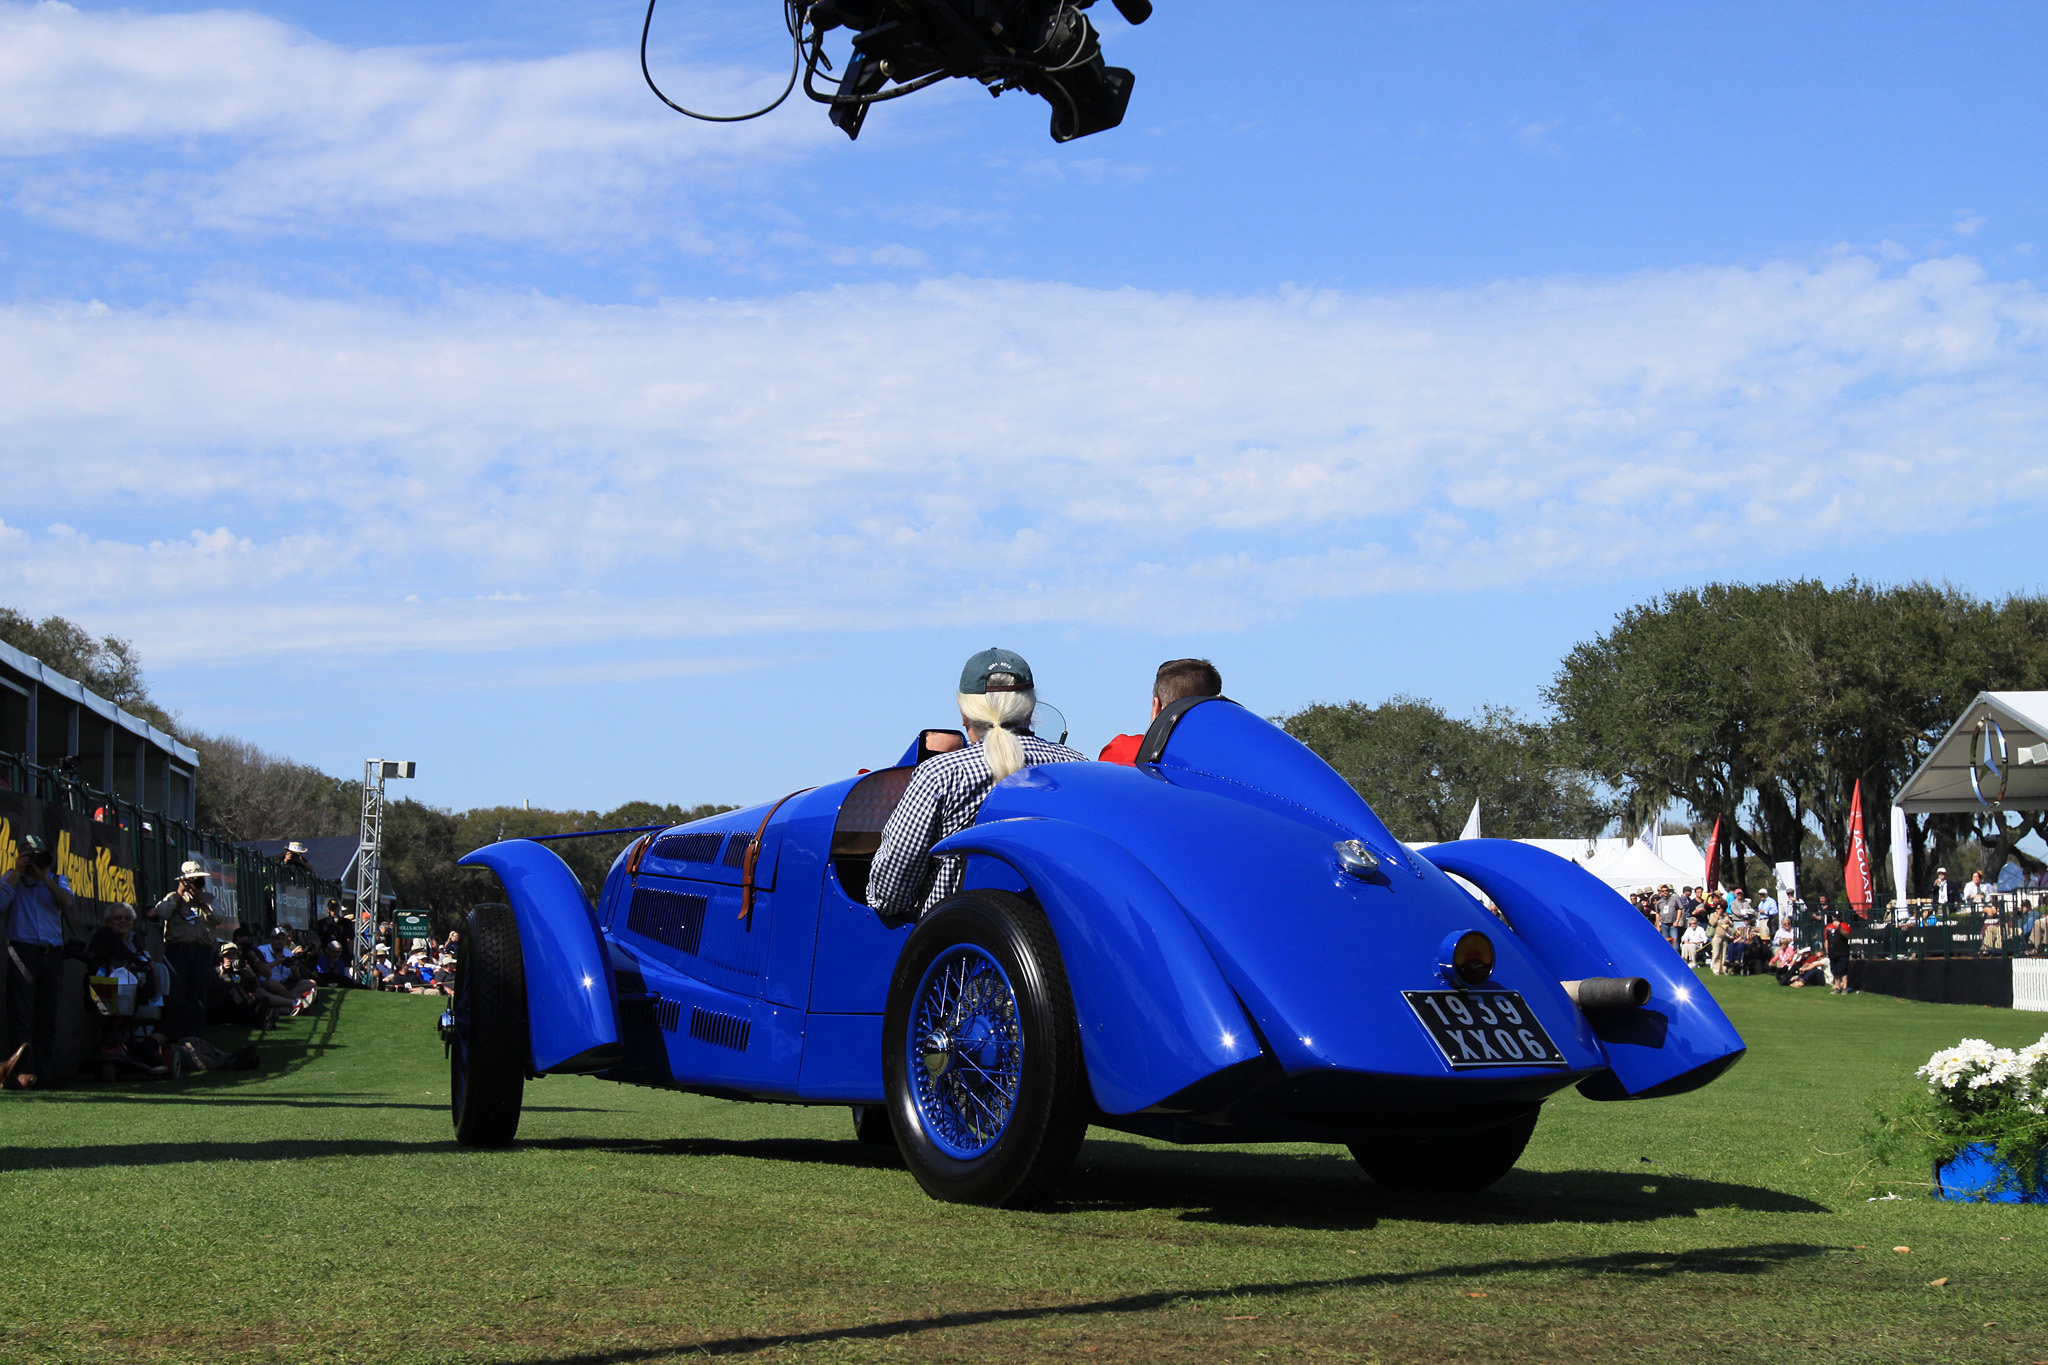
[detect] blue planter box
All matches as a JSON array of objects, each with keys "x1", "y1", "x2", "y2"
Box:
[{"x1": 1934, "y1": 1144, "x2": 2048, "y2": 1203}]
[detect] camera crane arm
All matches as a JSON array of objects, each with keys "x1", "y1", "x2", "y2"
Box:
[{"x1": 642, "y1": 0, "x2": 1154, "y2": 144}]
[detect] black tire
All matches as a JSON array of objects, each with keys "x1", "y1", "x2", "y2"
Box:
[
  {"x1": 1348, "y1": 1106, "x2": 1540, "y2": 1193},
  {"x1": 882, "y1": 890, "x2": 1087, "y2": 1208},
  {"x1": 850, "y1": 1105, "x2": 897, "y2": 1147},
  {"x1": 451, "y1": 903, "x2": 529, "y2": 1147}
]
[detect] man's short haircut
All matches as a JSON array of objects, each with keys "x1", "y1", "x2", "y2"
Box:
[{"x1": 1153, "y1": 658, "x2": 1222, "y2": 706}]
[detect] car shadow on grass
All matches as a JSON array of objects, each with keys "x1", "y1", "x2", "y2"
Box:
[
  {"x1": 490, "y1": 1241, "x2": 1838, "y2": 1364},
  {"x1": 18, "y1": 1092, "x2": 608, "y2": 1113},
  {"x1": 523, "y1": 1135, "x2": 911, "y2": 1172},
  {"x1": 1057, "y1": 1140, "x2": 1830, "y2": 1228}
]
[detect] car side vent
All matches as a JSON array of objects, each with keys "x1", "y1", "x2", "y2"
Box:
[
  {"x1": 689, "y1": 1006, "x2": 750, "y2": 1052},
  {"x1": 651, "y1": 831, "x2": 724, "y2": 864},
  {"x1": 626, "y1": 887, "x2": 707, "y2": 957},
  {"x1": 721, "y1": 832, "x2": 754, "y2": 868},
  {"x1": 651, "y1": 998, "x2": 682, "y2": 1033}
]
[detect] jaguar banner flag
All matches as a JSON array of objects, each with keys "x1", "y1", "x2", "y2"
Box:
[
  {"x1": 1702, "y1": 815, "x2": 1723, "y2": 893},
  {"x1": 1846, "y1": 779, "x2": 1876, "y2": 918}
]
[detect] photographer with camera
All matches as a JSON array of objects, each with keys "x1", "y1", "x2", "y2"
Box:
[
  {"x1": 2, "y1": 833, "x2": 76, "y2": 1090},
  {"x1": 146, "y1": 860, "x2": 220, "y2": 1043}
]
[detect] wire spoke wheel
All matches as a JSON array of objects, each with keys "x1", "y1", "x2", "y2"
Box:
[
  {"x1": 909, "y1": 945, "x2": 1024, "y2": 1158},
  {"x1": 882, "y1": 890, "x2": 1086, "y2": 1207}
]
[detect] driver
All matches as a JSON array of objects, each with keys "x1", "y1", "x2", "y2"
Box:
[{"x1": 867, "y1": 647, "x2": 1086, "y2": 921}]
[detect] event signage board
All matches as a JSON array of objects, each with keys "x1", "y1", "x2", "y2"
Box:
[
  {"x1": 0, "y1": 790, "x2": 138, "y2": 935},
  {"x1": 276, "y1": 882, "x2": 313, "y2": 929},
  {"x1": 394, "y1": 911, "x2": 431, "y2": 939}
]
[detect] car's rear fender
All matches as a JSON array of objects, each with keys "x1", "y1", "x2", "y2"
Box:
[
  {"x1": 1420, "y1": 840, "x2": 1745, "y2": 1099},
  {"x1": 930, "y1": 816, "x2": 1263, "y2": 1116},
  {"x1": 457, "y1": 839, "x2": 624, "y2": 1074}
]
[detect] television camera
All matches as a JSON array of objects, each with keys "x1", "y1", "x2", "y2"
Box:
[{"x1": 642, "y1": 0, "x2": 1154, "y2": 143}]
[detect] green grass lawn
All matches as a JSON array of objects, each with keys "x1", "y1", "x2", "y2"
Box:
[{"x1": 3, "y1": 976, "x2": 2045, "y2": 1365}]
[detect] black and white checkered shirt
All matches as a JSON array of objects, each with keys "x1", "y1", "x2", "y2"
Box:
[{"x1": 866, "y1": 734, "x2": 1087, "y2": 920}]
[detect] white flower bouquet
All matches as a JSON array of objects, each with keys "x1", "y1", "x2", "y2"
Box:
[{"x1": 1880, "y1": 1032, "x2": 2048, "y2": 1199}]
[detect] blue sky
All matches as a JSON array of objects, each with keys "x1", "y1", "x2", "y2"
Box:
[{"x1": 4, "y1": 0, "x2": 2047, "y2": 814}]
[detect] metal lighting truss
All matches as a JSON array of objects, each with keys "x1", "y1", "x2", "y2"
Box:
[{"x1": 356, "y1": 759, "x2": 414, "y2": 971}]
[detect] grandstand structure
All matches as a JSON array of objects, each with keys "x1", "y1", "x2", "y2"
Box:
[
  {"x1": 0, "y1": 638, "x2": 340, "y2": 928},
  {"x1": 0, "y1": 637, "x2": 196, "y2": 819}
]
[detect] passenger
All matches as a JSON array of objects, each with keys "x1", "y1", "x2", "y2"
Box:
[
  {"x1": 1099, "y1": 658, "x2": 1224, "y2": 765},
  {"x1": 867, "y1": 648, "x2": 1086, "y2": 921}
]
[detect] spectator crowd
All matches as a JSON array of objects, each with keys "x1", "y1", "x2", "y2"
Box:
[
  {"x1": 1629, "y1": 869, "x2": 2048, "y2": 997},
  {"x1": 4, "y1": 852, "x2": 460, "y2": 1090}
]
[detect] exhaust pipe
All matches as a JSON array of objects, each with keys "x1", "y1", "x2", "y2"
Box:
[{"x1": 1562, "y1": 977, "x2": 1651, "y2": 1011}]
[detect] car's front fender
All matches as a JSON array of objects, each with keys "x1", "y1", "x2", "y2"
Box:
[
  {"x1": 1421, "y1": 840, "x2": 1744, "y2": 1099},
  {"x1": 932, "y1": 816, "x2": 1262, "y2": 1115},
  {"x1": 457, "y1": 839, "x2": 622, "y2": 1074}
]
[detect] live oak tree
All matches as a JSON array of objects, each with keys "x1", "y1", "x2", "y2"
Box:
[
  {"x1": 1546, "y1": 580, "x2": 2048, "y2": 897},
  {"x1": 379, "y1": 798, "x2": 739, "y2": 928},
  {"x1": 1281, "y1": 697, "x2": 1610, "y2": 844}
]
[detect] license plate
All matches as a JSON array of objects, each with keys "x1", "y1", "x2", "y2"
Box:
[{"x1": 1403, "y1": 990, "x2": 1568, "y2": 1069}]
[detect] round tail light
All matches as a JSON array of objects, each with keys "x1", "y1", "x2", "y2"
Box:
[{"x1": 1445, "y1": 930, "x2": 1495, "y2": 986}]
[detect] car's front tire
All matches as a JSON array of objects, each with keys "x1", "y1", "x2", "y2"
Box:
[
  {"x1": 882, "y1": 890, "x2": 1086, "y2": 1207},
  {"x1": 450, "y1": 903, "x2": 528, "y2": 1147},
  {"x1": 1347, "y1": 1106, "x2": 1540, "y2": 1192}
]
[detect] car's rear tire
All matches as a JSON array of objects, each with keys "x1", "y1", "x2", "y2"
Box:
[
  {"x1": 1348, "y1": 1106, "x2": 1540, "y2": 1192},
  {"x1": 451, "y1": 903, "x2": 528, "y2": 1147},
  {"x1": 882, "y1": 890, "x2": 1086, "y2": 1207},
  {"x1": 850, "y1": 1105, "x2": 896, "y2": 1147}
]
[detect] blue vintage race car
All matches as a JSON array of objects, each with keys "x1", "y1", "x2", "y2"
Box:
[{"x1": 449, "y1": 698, "x2": 1744, "y2": 1207}]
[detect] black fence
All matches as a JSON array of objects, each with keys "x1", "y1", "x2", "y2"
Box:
[
  {"x1": 0, "y1": 748, "x2": 342, "y2": 933},
  {"x1": 1847, "y1": 894, "x2": 2048, "y2": 960}
]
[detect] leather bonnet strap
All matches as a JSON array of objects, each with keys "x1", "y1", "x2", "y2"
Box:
[{"x1": 739, "y1": 788, "x2": 815, "y2": 930}]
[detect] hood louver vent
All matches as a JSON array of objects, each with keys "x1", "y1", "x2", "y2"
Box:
[
  {"x1": 651, "y1": 831, "x2": 725, "y2": 864},
  {"x1": 626, "y1": 887, "x2": 707, "y2": 957}
]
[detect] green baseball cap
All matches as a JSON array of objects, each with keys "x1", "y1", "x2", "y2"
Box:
[
  {"x1": 20, "y1": 834, "x2": 47, "y2": 853},
  {"x1": 959, "y1": 647, "x2": 1034, "y2": 694}
]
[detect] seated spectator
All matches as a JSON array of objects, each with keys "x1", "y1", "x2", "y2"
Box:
[
  {"x1": 413, "y1": 951, "x2": 452, "y2": 996},
  {"x1": 221, "y1": 944, "x2": 298, "y2": 1015},
  {"x1": 312, "y1": 939, "x2": 353, "y2": 987},
  {"x1": 1743, "y1": 928, "x2": 1772, "y2": 976},
  {"x1": 1783, "y1": 948, "x2": 1829, "y2": 988},
  {"x1": 83, "y1": 902, "x2": 172, "y2": 1074},
  {"x1": 1680, "y1": 917, "x2": 1710, "y2": 968},
  {"x1": 255, "y1": 928, "x2": 316, "y2": 1015},
  {"x1": 367, "y1": 944, "x2": 396, "y2": 990},
  {"x1": 394, "y1": 952, "x2": 427, "y2": 992}
]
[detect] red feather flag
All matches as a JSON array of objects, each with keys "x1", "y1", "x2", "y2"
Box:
[
  {"x1": 1846, "y1": 779, "x2": 1876, "y2": 918},
  {"x1": 1702, "y1": 815, "x2": 1723, "y2": 893}
]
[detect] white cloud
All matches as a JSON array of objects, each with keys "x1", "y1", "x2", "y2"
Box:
[
  {"x1": 0, "y1": 1, "x2": 827, "y2": 243},
  {"x1": 3, "y1": 252, "x2": 2046, "y2": 665}
]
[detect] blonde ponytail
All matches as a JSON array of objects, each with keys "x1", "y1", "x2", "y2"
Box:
[{"x1": 958, "y1": 681, "x2": 1036, "y2": 783}]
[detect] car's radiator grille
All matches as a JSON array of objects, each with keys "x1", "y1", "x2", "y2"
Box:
[
  {"x1": 722, "y1": 832, "x2": 754, "y2": 868},
  {"x1": 626, "y1": 887, "x2": 707, "y2": 957},
  {"x1": 689, "y1": 1006, "x2": 750, "y2": 1052},
  {"x1": 651, "y1": 998, "x2": 682, "y2": 1033},
  {"x1": 651, "y1": 831, "x2": 724, "y2": 864}
]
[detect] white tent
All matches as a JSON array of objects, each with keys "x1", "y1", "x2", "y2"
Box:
[
  {"x1": 1406, "y1": 833, "x2": 1705, "y2": 896},
  {"x1": 1585, "y1": 840, "x2": 1699, "y2": 894}
]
